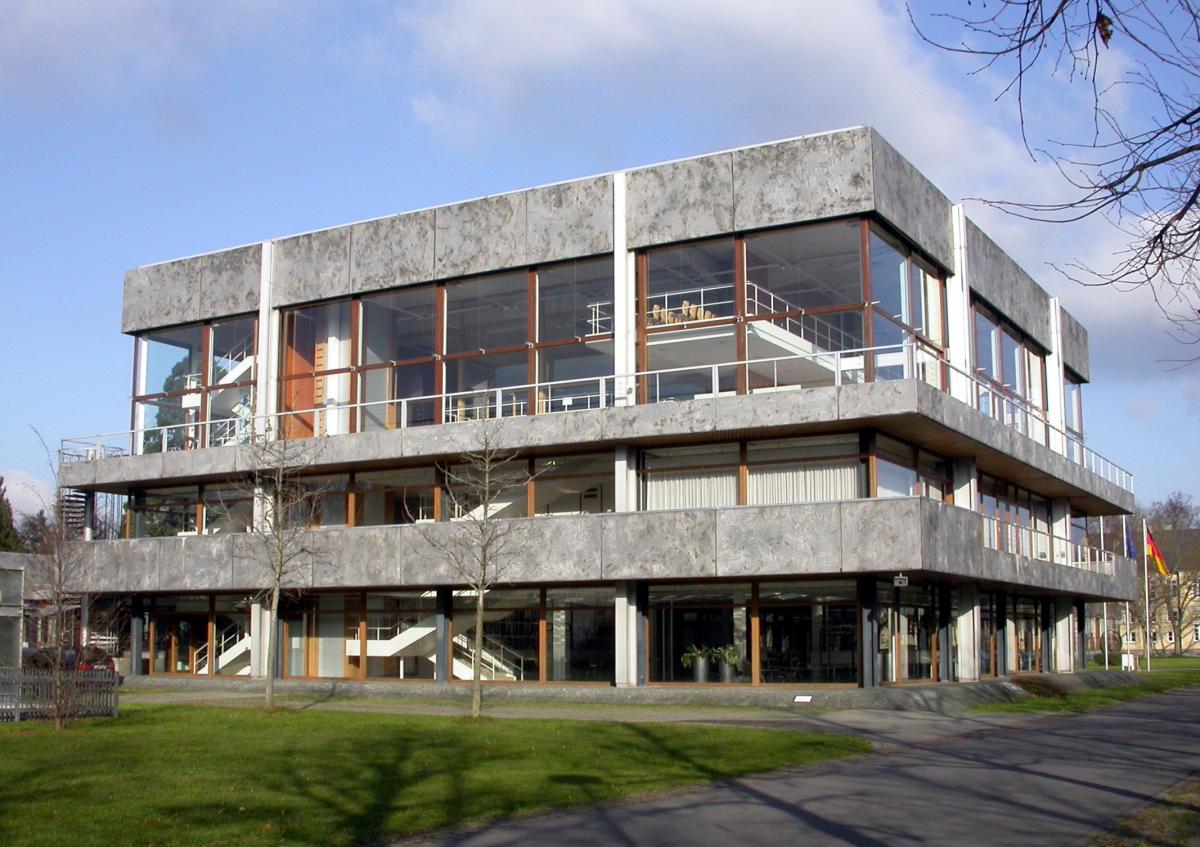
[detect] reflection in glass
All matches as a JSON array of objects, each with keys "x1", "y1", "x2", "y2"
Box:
[
  {"x1": 538, "y1": 257, "x2": 614, "y2": 340},
  {"x1": 444, "y1": 272, "x2": 527, "y2": 354},
  {"x1": 745, "y1": 221, "x2": 862, "y2": 312},
  {"x1": 361, "y1": 287, "x2": 436, "y2": 363},
  {"x1": 646, "y1": 238, "x2": 735, "y2": 326}
]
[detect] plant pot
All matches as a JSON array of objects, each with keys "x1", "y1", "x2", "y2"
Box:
[
  {"x1": 720, "y1": 661, "x2": 737, "y2": 684},
  {"x1": 691, "y1": 656, "x2": 709, "y2": 683}
]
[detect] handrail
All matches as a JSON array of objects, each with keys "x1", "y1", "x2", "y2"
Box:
[{"x1": 60, "y1": 340, "x2": 1134, "y2": 493}]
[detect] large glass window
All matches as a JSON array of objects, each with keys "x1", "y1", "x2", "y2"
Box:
[
  {"x1": 538, "y1": 257, "x2": 614, "y2": 341},
  {"x1": 534, "y1": 454, "x2": 614, "y2": 515},
  {"x1": 359, "y1": 592, "x2": 438, "y2": 680},
  {"x1": 281, "y1": 302, "x2": 353, "y2": 438},
  {"x1": 129, "y1": 487, "x2": 199, "y2": 538},
  {"x1": 759, "y1": 581, "x2": 857, "y2": 684},
  {"x1": 641, "y1": 444, "x2": 738, "y2": 510},
  {"x1": 649, "y1": 583, "x2": 751, "y2": 683},
  {"x1": 746, "y1": 436, "x2": 862, "y2": 505},
  {"x1": 645, "y1": 238, "x2": 736, "y2": 326},
  {"x1": 445, "y1": 272, "x2": 527, "y2": 354},
  {"x1": 869, "y1": 230, "x2": 909, "y2": 324},
  {"x1": 546, "y1": 587, "x2": 614, "y2": 683},
  {"x1": 744, "y1": 221, "x2": 862, "y2": 313},
  {"x1": 452, "y1": 589, "x2": 540, "y2": 682},
  {"x1": 358, "y1": 468, "x2": 437, "y2": 525},
  {"x1": 361, "y1": 287, "x2": 436, "y2": 364}
]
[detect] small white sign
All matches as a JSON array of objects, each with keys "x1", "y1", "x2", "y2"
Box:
[
  {"x1": 893, "y1": 575, "x2": 909, "y2": 587},
  {"x1": 793, "y1": 695, "x2": 813, "y2": 704}
]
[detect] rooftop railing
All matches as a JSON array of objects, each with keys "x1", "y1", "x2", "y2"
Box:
[{"x1": 60, "y1": 340, "x2": 1134, "y2": 493}]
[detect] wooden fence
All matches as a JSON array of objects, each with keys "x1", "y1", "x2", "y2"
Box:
[{"x1": 0, "y1": 669, "x2": 120, "y2": 722}]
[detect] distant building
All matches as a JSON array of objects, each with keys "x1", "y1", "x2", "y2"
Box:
[
  {"x1": 59, "y1": 127, "x2": 1138, "y2": 687},
  {"x1": 0, "y1": 554, "x2": 24, "y2": 668}
]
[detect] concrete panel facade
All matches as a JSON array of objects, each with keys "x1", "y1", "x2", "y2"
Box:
[
  {"x1": 434, "y1": 192, "x2": 527, "y2": 279},
  {"x1": 626, "y1": 153, "x2": 734, "y2": 248},
  {"x1": 348, "y1": 210, "x2": 436, "y2": 295},
  {"x1": 271, "y1": 226, "x2": 352, "y2": 308},
  {"x1": 1059, "y1": 306, "x2": 1091, "y2": 381},
  {"x1": 526, "y1": 175, "x2": 614, "y2": 264},
  {"x1": 73, "y1": 499, "x2": 1135, "y2": 601},
  {"x1": 870, "y1": 131, "x2": 955, "y2": 271},
  {"x1": 731, "y1": 129, "x2": 874, "y2": 232},
  {"x1": 963, "y1": 217, "x2": 1054, "y2": 349}
]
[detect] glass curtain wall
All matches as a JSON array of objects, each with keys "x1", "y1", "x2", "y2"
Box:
[
  {"x1": 133, "y1": 317, "x2": 257, "y2": 452},
  {"x1": 878, "y1": 584, "x2": 938, "y2": 683},
  {"x1": 278, "y1": 257, "x2": 614, "y2": 435},
  {"x1": 745, "y1": 436, "x2": 863, "y2": 505},
  {"x1": 972, "y1": 302, "x2": 1048, "y2": 436},
  {"x1": 758, "y1": 581, "x2": 857, "y2": 683},
  {"x1": 452, "y1": 589, "x2": 540, "y2": 682},
  {"x1": 546, "y1": 587, "x2": 615, "y2": 682},
  {"x1": 978, "y1": 474, "x2": 1052, "y2": 560},
  {"x1": 649, "y1": 584, "x2": 751, "y2": 683}
]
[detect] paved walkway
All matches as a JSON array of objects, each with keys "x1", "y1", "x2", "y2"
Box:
[{"x1": 397, "y1": 687, "x2": 1200, "y2": 847}]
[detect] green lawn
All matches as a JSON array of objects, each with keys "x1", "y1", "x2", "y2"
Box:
[
  {"x1": 0, "y1": 704, "x2": 867, "y2": 847},
  {"x1": 976, "y1": 656, "x2": 1200, "y2": 714}
]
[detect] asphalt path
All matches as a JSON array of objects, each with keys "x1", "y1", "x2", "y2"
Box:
[{"x1": 401, "y1": 687, "x2": 1200, "y2": 846}]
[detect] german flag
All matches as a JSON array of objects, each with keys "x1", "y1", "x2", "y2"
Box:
[{"x1": 1146, "y1": 527, "x2": 1171, "y2": 576}]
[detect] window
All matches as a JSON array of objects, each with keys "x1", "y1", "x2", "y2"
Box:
[
  {"x1": 641, "y1": 444, "x2": 738, "y2": 510},
  {"x1": 645, "y1": 238, "x2": 736, "y2": 326},
  {"x1": 744, "y1": 221, "x2": 862, "y2": 314},
  {"x1": 972, "y1": 302, "x2": 1048, "y2": 429},
  {"x1": 534, "y1": 454, "x2": 614, "y2": 515},
  {"x1": 134, "y1": 318, "x2": 257, "y2": 452},
  {"x1": 445, "y1": 271, "x2": 527, "y2": 354},
  {"x1": 746, "y1": 436, "x2": 862, "y2": 505},
  {"x1": 357, "y1": 468, "x2": 436, "y2": 525},
  {"x1": 1064, "y1": 370, "x2": 1084, "y2": 438},
  {"x1": 281, "y1": 302, "x2": 352, "y2": 438},
  {"x1": 129, "y1": 487, "x2": 200, "y2": 538},
  {"x1": 538, "y1": 257, "x2": 614, "y2": 341}
]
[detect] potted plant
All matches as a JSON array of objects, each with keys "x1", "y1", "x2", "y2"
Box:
[
  {"x1": 681, "y1": 644, "x2": 711, "y2": 683},
  {"x1": 714, "y1": 644, "x2": 741, "y2": 683}
]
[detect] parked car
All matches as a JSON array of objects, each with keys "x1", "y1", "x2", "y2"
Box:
[{"x1": 21, "y1": 647, "x2": 124, "y2": 683}]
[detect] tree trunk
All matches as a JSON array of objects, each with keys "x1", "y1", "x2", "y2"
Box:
[
  {"x1": 266, "y1": 585, "x2": 279, "y2": 710},
  {"x1": 471, "y1": 588, "x2": 484, "y2": 718}
]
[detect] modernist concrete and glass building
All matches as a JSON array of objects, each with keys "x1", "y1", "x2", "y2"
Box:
[{"x1": 60, "y1": 127, "x2": 1138, "y2": 688}]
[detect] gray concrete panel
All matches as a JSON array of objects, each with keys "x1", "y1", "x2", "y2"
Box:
[
  {"x1": 601, "y1": 510, "x2": 717, "y2": 580},
  {"x1": 1059, "y1": 306, "x2": 1091, "y2": 381},
  {"x1": 348, "y1": 210, "x2": 436, "y2": 295},
  {"x1": 837, "y1": 379, "x2": 919, "y2": 420},
  {"x1": 964, "y1": 217, "x2": 1054, "y2": 349},
  {"x1": 179, "y1": 535, "x2": 235, "y2": 591},
  {"x1": 526, "y1": 176, "x2": 614, "y2": 265},
  {"x1": 161, "y1": 444, "x2": 238, "y2": 481},
  {"x1": 870, "y1": 131, "x2": 955, "y2": 271},
  {"x1": 715, "y1": 504, "x2": 841, "y2": 577},
  {"x1": 840, "y1": 497, "x2": 922, "y2": 572},
  {"x1": 122, "y1": 259, "x2": 203, "y2": 333},
  {"x1": 626, "y1": 153, "x2": 734, "y2": 248},
  {"x1": 271, "y1": 226, "x2": 352, "y2": 308},
  {"x1": 59, "y1": 460, "x2": 97, "y2": 489},
  {"x1": 434, "y1": 193, "x2": 527, "y2": 279},
  {"x1": 311, "y1": 526, "x2": 404, "y2": 588},
  {"x1": 200, "y1": 244, "x2": 261, "y2": 321},
  {"x1": 713, "y1": 387, "x2": 839, "y2": 432},
  {"x1": 919, "y1": 499, "x2": 984, "y2": 578},
  {"x1": 94, "y1": 453, "x2": 164, "y2": 487},
  {"x1": 732, "y1": 129, "x2": 874, "y2": 232}
]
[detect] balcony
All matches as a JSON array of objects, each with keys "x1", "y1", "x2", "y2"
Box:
[
  {"x1": 62, "y1": 342, "x2": 1134, "y2": 504},
  {"x1": 69, "y1": 498, "x2": 1138, "y2": 601}
]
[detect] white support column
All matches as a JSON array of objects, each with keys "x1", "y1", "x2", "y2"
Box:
[
  {"x1": 1045, "y1": 296, "x2": 1067, "y2": 453},
  {"x1": 956, "y1": 583, "x2": 980, "y2": 681},
  {"x1": 613, "y1": 581, "x2": 639, "y2": 687},
  {"x1": 951, "y1": 458, "x2": 977, "y2": 510},
  {"x1": 250, "y1": 600, "x2": 265, "y2": 678},
  {"x1": 1055, "y1": 596, "x2": 1075, "y2": 672},
  {"x1": 79, "y1": 593, "x2": 90, "y2": 647},
  {"x1": 1051, "y1": 498, "x2": 1071, "y2": 565},
  {"x1": 613, "y1": 446, "x2": 638, "y2": 513},
  {"x1": 611, "y1": 172, "x2": 637, "y2": 407},
  {"x1": 947, "y1": 206, "x2": 974, "y2": 404},
  {"x1": 256, "y1": 241, "x2": 278, "y2": 423}
]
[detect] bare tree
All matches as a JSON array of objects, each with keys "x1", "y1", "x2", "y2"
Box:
[
  {"x1": 222, "y1": 430, "x2": 330, "y2": 709},
  {"x1": 909, "y1": 1, "x2": 1200, "y2": 348},
  {"x1": 413, "y1": 424, "x2": 535, "y2": 718},
  {"x1": 24, "y1": 432, "x2": 123, "y2": 729}
]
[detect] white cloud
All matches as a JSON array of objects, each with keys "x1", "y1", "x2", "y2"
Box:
[{"x1": 2, "y1": 470, "x2": 54, "y2": 518}]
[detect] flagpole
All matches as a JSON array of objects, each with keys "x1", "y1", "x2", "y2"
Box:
[
  {"x1": 1101, "y1": 517, "x2": 1109, "y2": 670},
  {"x1": 1143, "y1": 517, "x2": 1152, "y2": 672},
  {"x1": 1122, "y1": 515, "x2": 1131, "y2": 671}
]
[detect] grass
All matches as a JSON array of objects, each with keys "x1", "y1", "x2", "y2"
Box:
[
  {"x1": 0, "y1": 703, "x2": 867, "y2": 847},
  {"x1": 975, "y1": 656, "x2": 1200, "y2": 714},
  {"x1": 1090, "y1": 777, "x2": 1200, "y2": 846}
]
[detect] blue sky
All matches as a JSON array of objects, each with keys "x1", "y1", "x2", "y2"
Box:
[{"x1": 1, "y1": 0, "x2": 1195, "y2": 515}]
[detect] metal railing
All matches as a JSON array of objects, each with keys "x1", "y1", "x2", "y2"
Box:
[
  {"x1": 61, "y1": 340, "x2": 1134, "y2": 493},
  {"x1": 982, "y1": 515, "x2": 1117, "y2": 575},
  {"x1": 0, "y1": 669, "x2": 120, "y2": 722}
]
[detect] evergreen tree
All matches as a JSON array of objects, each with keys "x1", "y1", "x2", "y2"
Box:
[{"x1": 0, "y1": 476, "x2": 23, "y2": 552}]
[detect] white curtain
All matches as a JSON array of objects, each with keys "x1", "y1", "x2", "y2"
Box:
[
  {"x1": 747, "y1": 461, "x2": 857, "y2": 505},
  {"x1": 645, "y1": 469, "x2": 737, "y2": 510}
]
